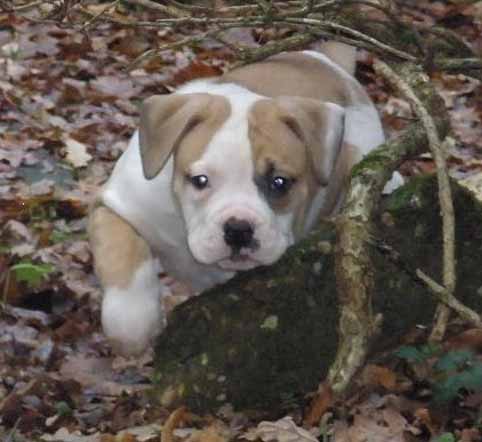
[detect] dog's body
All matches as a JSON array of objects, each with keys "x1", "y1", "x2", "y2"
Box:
[{"x1": 89, "y1": 44, "x2": 397, "y2": 355}]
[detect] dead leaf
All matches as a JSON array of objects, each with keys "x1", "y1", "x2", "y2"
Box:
[
  {"x1": 187, "y1": 422, "x2": 231, "y2": 442},
  {"x1": 457, "y1": 173, "x2": 482, "y2": 205},
  {"x1": 459, "y1": 428, "x2": 482, "y2": 442},
  {"x1": 414, "y1": 408, "x2": 438, "y2": 435},
  {"x1": 90, "y1": 76, "x2": 141, "y2": 99},
  {"x1": 64, "y1": 137, "x2": 92, "y2": 168},
  {"x1": 333, "y1": 410, "x2": 407, "y2": 442},
  {"x1": 361, "y1": 364, "x2": 398, "y2": 391},
  {"x1": 41, "y1": 428, "x2": 101, "y2": 442},
  {"x1": 59, "y1": 355, "x2": 148, "y2": 396},
  {"x1": 304, "y1": 382, "x2": 333, "y2": 426},
  {"x1": 30, "y1": 179, "x2": 55, "y2": 196},
  {"x1": 116, "y1": 424, "x2": 162, "y2": 442},
  {"x1": 172, "y1": 61, "x2": 222, "y2": 86},
  {"x1": 161, "y1": 406, "x2": 187, "y2": 442},
  {"x1": 242, "y1": 416, "x2": 318, "y2": 442}
]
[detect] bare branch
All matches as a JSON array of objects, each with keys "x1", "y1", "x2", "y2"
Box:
[
  {"x1": 123, "y1": 0, "x2": 191, "y2": 18},
  {"x1": 416, "y1": 269, "x2": 482, "y2": 328},
  {"x1": 280, "y1": 17, "x2": 417, "y2": 61},
  {"x1": 373, "y1": 60, "x2": 456, "y2": 341},
  {"x1": 81, "y1": 0, "x2": 122, "y2": 30}
]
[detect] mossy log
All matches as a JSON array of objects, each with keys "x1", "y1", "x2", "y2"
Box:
[{"x1": 152, "y1": 176, "x2": 482, "y2": 413}]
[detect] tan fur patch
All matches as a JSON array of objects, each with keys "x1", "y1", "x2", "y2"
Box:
[
  {"x1": 139, "y1": 94, "x2": 230, "y2": 179},
  {"x1": 248, "y1": 99, "x2": 314, "y2": 226},
  {"x1": 88, "y1": 205, "x2": 152, "y2": 289},
  {"x1": 322, "y1": 141, "x2": 361, "y2": 214},
  {"x1": 173, "y1": 96, "x2": 230, "y2": 176},
  {"x1": 248, "y1": 99, "x2": 355, "y2": 235},
  {"x1": 219, "y1": 52, "x2": 369, "y2": 105}
]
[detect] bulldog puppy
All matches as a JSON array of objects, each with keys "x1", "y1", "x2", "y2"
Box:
[{"x1": 89, "y1": 43, "x2": 400, "y2": 355}]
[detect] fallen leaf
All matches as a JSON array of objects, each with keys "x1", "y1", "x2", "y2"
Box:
[
  {"x1": 242, "y1": 416, "x2": 318, "y2": 442},
  {"x1": 414, "y1": 407, "x2": 438, "y2": 435},
  {"x1": 333, "y1": 411, "x2": 407, "y2": 442},
  {"x1": 41, "y1": 428, "x2": 101, "y2": 442},
  {"x1": 362, "y1": 364, "x2": 398, "y2": 391},
  {"x1": 187, "y1": 422, "x2": 231, "y2": 442},
  {"x1": 304, "y1": 382, "x2": 333, "y2": 426},
  {"x1": 457, "y1": 172, "x2": 482, "y2": 205},
  {"x1": 116, "y1": 424, "x2": 162, "y2": 442},
  {"x1": 161, "y1": 407, "x2": 187, "y2": 442},
  {"x1": 64, "y1": 137, "x2": 92, "y2": 168}
]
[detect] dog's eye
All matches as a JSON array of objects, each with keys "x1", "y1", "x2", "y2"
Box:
[
  {"x1": 270, "y1": 176, "x2": 292, "y2": 194},
  {"x1": 189, "y1": 174, "x2": 209, "y2": 190}
]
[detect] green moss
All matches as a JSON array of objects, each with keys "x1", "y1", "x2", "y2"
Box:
[
  {"x1": 350, "y1": 151, "x2": 393, "y2": 179},
  {"x1": 384, "y1": 174, "x2": 437, "y2": 212}
]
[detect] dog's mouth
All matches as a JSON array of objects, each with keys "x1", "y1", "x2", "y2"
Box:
[
  {"x1": 231, "y1": 253, "x2": 251, "y2": 262},
  {"x1": 217, "y1": 253, "x2": 260, "y2": 271}
]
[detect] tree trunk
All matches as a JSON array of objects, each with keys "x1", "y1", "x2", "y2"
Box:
[{"x1": 151, "y1": 176, "x2": 482, "y2": 414}]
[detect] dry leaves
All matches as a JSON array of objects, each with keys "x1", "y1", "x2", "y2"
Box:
[
  {"x1": 242, "y1": 417, "x2": 318, "y2": 442},
  {"x1": 1, "y1": 1, "x2": 482, "y2": 441},
  {"x1": 64, "y1": 137, "x2": 92, "y2": 169}
]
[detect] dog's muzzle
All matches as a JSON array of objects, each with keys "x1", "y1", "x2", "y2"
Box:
[{"x1": 223, "y1": 217, "x2": 257, "y2": 253}]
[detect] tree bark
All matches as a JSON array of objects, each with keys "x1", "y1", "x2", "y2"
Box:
[{"x1": 152, "y1": 176, "x2": 482, "y2": 414}]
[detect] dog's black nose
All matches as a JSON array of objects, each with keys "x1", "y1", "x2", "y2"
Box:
[{"x1": 223, "y1": 217, "x2": 254, "y2": 249}]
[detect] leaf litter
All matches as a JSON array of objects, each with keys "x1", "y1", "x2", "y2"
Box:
[{"x1": 0, "y1": 1, "x2": 481, "y2": 441}]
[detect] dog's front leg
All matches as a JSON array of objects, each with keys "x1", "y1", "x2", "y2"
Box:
[{"x1": 89, "y1": 205, "x2": 165, "y2": 356}]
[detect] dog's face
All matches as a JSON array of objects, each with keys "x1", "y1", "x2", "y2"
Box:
[{"x1": 139, "y1": 91, "x2": 345, "y2": 271}]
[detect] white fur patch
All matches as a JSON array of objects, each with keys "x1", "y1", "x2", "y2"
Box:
[
  {"x1": 101, "y1": 259, "x2": 165, "y2": 356},
  {"x1": 102, "y1": 131, "x2": 236, "y2": 292}
]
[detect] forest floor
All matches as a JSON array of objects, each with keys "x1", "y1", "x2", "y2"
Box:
[{"x1": 0, "y1": 1, "x2": 482, "y2": 441}]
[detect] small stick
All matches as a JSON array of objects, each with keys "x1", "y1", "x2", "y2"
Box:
[
  {"x1": 80, "y1": 0, "x2": 122, "y2": 31},
  {"x1": 416, "y1": 269, "x2": 481, "y2": 328},
  {"x1": 373, "y1": 60, "x2": 456, "y2": 341}
]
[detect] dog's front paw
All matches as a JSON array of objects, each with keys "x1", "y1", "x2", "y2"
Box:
[
  {"x1": 102, "y1": 288, "x2": 166, "y2": 356},
  {"x1": 101, "y1": 261, "x2": 166, "y2": 356}
]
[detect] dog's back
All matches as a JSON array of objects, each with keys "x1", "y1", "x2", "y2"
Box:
[{"x1": 218, "y1": 43, "x2": 368, "y2": 107}]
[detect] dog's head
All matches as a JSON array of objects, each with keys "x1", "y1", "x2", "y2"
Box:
[{"x1": 139, "y1": 91, "x2": 345, "y2": 271}]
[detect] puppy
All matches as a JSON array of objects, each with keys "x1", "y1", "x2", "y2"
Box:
[{"x1": 89, "y1": 43, "x2": 400, "y2": 355}]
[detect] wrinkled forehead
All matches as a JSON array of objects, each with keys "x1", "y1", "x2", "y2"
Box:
[
  {"x1": 176, "y1": 89, "x2": 259, "y2": 176},
  {"x1": 248, "y1": 99, "x2": 308, "y2": 178},
  {"x1": 175, "y1": 91, "x2": 307, "y2": 179},
  {"x1": 197, "y1": 93, "x2": 259, "y2": 171}
]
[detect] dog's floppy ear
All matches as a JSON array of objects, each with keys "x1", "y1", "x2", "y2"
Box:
[
  {"x1": 139, "y1": 93, "x2": 228, "y2": 179},
  {"x1": 277, "y1": 97, "x2": 345, "y2": 185}
]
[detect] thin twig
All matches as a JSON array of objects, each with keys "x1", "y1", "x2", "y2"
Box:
[
  {"x1": 126, "y1": 24, "x2": 256, "y2": 70},
  {"x1": 0, "y1": 0, "x2": 43, "y2": 12},
  {"x1": 373, "y1": 60, "x2": 456, "y2": 341},
  {"x1": 374, "y1": 239, "x2": 481, "y2": 328},
  {"x1": 129, "y1": 0, "x2": 303, "y2": 16},
  {"x1": 123, "y1": 0, "x2": 189, "y2": 18},
  {"x1": 232, "y1": 32, "x2": 320, "y2": 66},
  {"x1": 280, "y1": 17, "x2": 417, "y2": 61},
  {"x1": 416, "y1": 269, "x2": 482, "y2": 328},
  {"x1": 80, "y1": 0, "x2": 122, "y2": 31}
]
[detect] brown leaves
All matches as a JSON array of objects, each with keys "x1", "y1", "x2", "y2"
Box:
[
  {"x1": 1, "y1": 2, "x2": 482, "y2": 442},
  {"x1": 63, "y1": 138, "x2": 92, "y2": 169},
  {"x1": 158, "y1": 407, "x2": 232, "y2": 442},
  {"x1": 446, "y1": 328, "x2": 482, "y2": 353},
  {"x1": 332, "y1": 396, "x2": 421, "y2": 442},
  {"x1": 304, "y1": 382, "x2": 333, "y2": 426},
  {"x1": 242, "y1": 417, "x2": 319, "y2": 442},
  {"x1": 361, "y1": 365, "x2": 399, "y2": 392}
]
